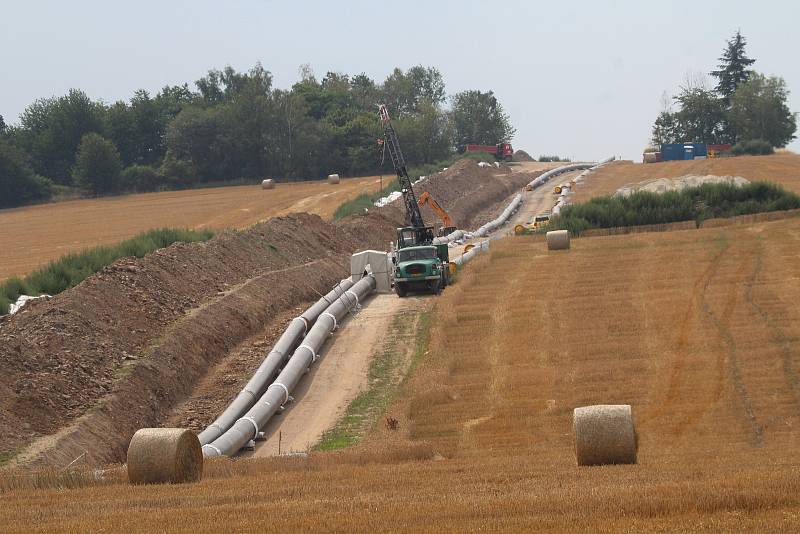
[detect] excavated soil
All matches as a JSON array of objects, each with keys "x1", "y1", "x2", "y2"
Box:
[
  {"x1": 397, "y1": 159, "x2": 542, "y2": 231},
  {"x1": 513, "y1": 149, "x2": 535, "y2": 162},
  {"x1": 0, "y1": 158, "x2": 525, "y2": 467}
]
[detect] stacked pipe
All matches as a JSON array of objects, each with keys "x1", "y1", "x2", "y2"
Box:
[
  {"x1": 197, "y1": 278, "x2": 356, "y2": 446},
  {"x1": 202, "y1": 275, "x2": 377, "y2": 457}
]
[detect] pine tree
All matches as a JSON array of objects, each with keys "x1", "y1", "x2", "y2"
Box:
[{"x1": 710, "y1": 30, "x2": 756, "y2": 102}]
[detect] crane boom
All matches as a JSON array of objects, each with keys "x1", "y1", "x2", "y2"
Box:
[{"x1": 379, "y1": 105, "x2": 430, "y2": 243}]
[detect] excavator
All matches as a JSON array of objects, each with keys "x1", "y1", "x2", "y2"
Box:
[
  {"x1": 417, "y1": 191, "x2": 457, "y2": 237},
  {"x1": 379, "y1": 104, "x2": 450, "y2": 296}
]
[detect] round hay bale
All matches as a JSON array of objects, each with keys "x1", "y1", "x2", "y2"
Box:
[
  {"x1": 643, "y1": 152, "x2": 658, "y2": 164},
  {"x1": 546, "y1": 230, "x2": 570, "y2": 250},
  {"x1": 573, "y1": 405, "x2": 637, "y2": 466},
  {"x1": 327, "y1": 174, "x2": 341, "y2": 185},
  {"x1": 261, "y1": 179, "x2": 275, "y2": 189},
  {"x1": 127, "y1": 428, "x2": 203, "y2": 484}
]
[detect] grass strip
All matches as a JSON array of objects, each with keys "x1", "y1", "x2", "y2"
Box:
[
  {"x1": 316, "y1": 309, "x2": 432, "y2": 451},
  {"x1": 546, "y1": 181, "x2": 800, "y2": 235},
  {"x1": 0, "y1": 228, "x2": 214, "y2": 314}
]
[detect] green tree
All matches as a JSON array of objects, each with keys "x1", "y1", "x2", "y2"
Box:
[
  {"x1": 710, "y1": 30, "x2": 756, "y2": 102},
  {"x1": 674, "y1": 86, "x2": 726, "y2": 142},
  {"x1": 72, "y1": 133, "x2": 123, "y2": 194},
  {"x1": 651, "y1": 111, "x2": 680, "y2": 146},
  {"x1": 450, "y1": 90, "x2": 516, "y2": 146},
  {"x1": 729, "y1": 73, "x2": 797, "y2": 147},
  {"x1": 16, "y1": 89, "x2": 106, "y2": 184},
  {"x1": 0, "y1": 140, "x2": 52, "y2": 208}
]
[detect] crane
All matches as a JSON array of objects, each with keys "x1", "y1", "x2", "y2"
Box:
[
  {"x1": 417, "y1": 191, "x2": 457, "y2": 237},
  {"x1": 379, "y1": 104, "x2": 434, "y2": 247}
]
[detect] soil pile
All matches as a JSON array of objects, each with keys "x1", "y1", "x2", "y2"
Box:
[
  {"x1": 393, "y1": 159, "x2": 540, "y2": 230},
  {"x1": 0, "y1": 212, "x2": 399, "y2": 466},
  {"x1": 513, "y1": 150, "x2": 534, "y2": 162}
]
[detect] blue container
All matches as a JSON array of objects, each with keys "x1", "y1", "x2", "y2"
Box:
[
  {"x1": 691, "y1": 143, "x2": 707, "y2": 157},
  {"x1": 660, "y1": 144, "x2": 684, "y2": 161},
  {"x1": 683, "y1": 145, "x2": 695, "y2": 160}
]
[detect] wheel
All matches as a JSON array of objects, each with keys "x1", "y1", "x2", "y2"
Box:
[
  {"x1": 432, "y1": 277, "x2": 443, "y2": 295},
  {"x1": 395, "y1": 282, "x2": 407, "y2": 297}
]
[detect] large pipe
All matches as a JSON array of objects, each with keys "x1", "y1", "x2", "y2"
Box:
[
  {"x1": 197, "y1": 278, "x2": 356, "y2": 446},
  {"x1": 527, "y1": 163, "x2": 594, "y2": 190},
  {"x1": 202, "y1": 275, "x2": 376, "y2": 457},
  {"x1": 433, "y1": 229, "x2": 464, "y2": 245},
  {"x1": 473, "y1": 194, "x2": 522, "y2": 237}
]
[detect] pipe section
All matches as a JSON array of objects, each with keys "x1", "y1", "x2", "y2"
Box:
[
  {"x1": 527, "y1": 163, "x2": 594, "y2": 190},
  {"x1": 473, "y1": 194, "x2": 522, "y2": 237},
  {"x1": 197, "y1": 278, "x2": 355, "y2": 446},
  {"x1": 203, "y1": 275, "x2": 376, "y2": 457}
]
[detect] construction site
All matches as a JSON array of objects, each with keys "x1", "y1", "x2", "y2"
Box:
[
  {"x1": 3, "y1": 5, "x2": 800, "y2": 527},
  {"x1": 2, "y1": 120, "x2": 800, "y2": 528}
]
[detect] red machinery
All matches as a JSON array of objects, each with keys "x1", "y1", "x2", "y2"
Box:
[{"x1": 465, "y1": 143, "x2": 514, "y2": 161}]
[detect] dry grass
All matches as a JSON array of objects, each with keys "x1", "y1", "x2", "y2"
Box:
[
  {"x1": 0, "y1": 176, "x2": 382, "y2": 281},
  {"x1": 3, "y1": 218, "x2": 800, "y2": 531},
  {"x1": 575, "y1": 153, "x2": 800, "y2": 203}
]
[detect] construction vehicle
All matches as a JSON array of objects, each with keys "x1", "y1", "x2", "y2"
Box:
[
  {"x1": 418, "y1": 191, "x2": 457, "y2": 237},
  {"x1": 463, "y1": 143, "x2": 514, "y2": 162},
  {"x1": 514, "y1": 213, "x2": 551, "y2": 235},
  {"x1": 379, "y1": 105, "x2": 450, "y2": 297}
]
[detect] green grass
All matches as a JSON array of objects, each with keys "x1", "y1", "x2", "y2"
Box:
[
  {"x1": 0, "y1": 228, "x2": 214, "y2": 315},
  {"x1": 316, "y1": 309, "x2": 432, "y2": 451},
  {"x1": 333, "y1": 154, "x2": 499, "y2": 220},
  {"x1": 545, "y1": 181, "x2": 800, "y2": 235}
]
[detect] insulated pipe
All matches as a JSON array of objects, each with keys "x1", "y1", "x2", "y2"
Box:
[
  {"x1": 527, "y1": 163, "x2": 594, "y2": 190},
  {"x1": 203, "y1": 275, "x2": 376, "y2": 457},
  {"x1": 197, "y1": 278, "x2": 355, "y2": 446},
  {"x1": 574, "y1": 156, "x2": 615, "y2": 183},
  {"x1": 473, "y1": 194, "x2": 522, "y2": 237},
  {"x1": 455, "y1": 240, "x2": 489, "y2": 266},
  {"x1": 433, "y1": 229, "x2": 464, "y2": 245}
]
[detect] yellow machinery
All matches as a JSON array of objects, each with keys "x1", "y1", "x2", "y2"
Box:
[
  {"x1": 418, "y1": 191, "x2": 457, "y2": 237},
  {"x1": 514, "y1": 213, "x2": 551, "y2": 235}
]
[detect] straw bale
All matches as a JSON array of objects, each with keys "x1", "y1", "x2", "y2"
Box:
[
  {"x1": 127, "y1": 428, "x2": 203, "y2": 484},
  {"x1": 546, "y1": 230, "x2": 570, "y2": 250},
  {"x1": 327, "y1": 174, "x2": 341, "y2": 184},
  {"x1": 573, "y1": 405, "x2": 637, "y2": 466},
  {"x1": 261, "y1": 179, "x2": 275, "y2": 189}
]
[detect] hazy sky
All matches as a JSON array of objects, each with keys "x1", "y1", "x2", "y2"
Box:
[{"x1": 2, "y1": 0, "x2": 798, "y2": 161}]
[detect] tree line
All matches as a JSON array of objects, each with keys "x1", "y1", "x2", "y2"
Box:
[
  {"x1": 0, "y1": 64, "x2": 515, "y2": 209},
  {"x1": 651, "y1": 31, "x2": 796, "y2": 151}
]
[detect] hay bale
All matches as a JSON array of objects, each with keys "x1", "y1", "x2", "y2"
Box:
[
  {"x1": 127, "y1": 428, "x2": 203, "y2": 484},
  {"x1": 573, "y1": 405, "x2": 637, "y2": 466},
  {"x1": 261, "y1": 179, "x2": 275, "y2": 189},
  {"x1": 546, "y1": 230, "x2": 570, "y2": 250},
  {"x1": 327, "y1": 174, "x2": 340, "y2": 184}
]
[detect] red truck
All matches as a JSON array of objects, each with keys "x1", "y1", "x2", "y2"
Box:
[{"x1": 465, "y1": 143, "x2": 514, "y2": 162}]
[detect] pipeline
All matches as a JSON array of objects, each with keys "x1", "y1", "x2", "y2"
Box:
[
  {"x1": 197, "y1": 278, "x2": 356, "y2": 446},
  {"x1": 527, "y1": 163, "x2": 595, "y2": 190},
  {"x1": 473, "y1": 193, "x2": 523, "y2": 237},
  {"x1": 552, "y1": 157, "x2": 616, "y2": 215},
  {"x1": 455, "y1": 240, "x2": 489, "y2": 266},
  {"x1": 202, "y1": 275, "x2": 376, "y2": 457}
]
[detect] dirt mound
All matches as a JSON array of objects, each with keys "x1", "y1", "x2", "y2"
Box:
[
  {"x1": 0, "y1": 213, "x2": 398, "y2": 466},
  {"x1": 513, "y1": 150, "x2": 534, "y2": 162},
  {"x1": 390, "y1": 158, "x2": 540, "y2": 230}
]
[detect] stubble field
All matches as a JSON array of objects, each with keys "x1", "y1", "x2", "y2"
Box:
[
  {"x1": 0, "y1": 176, "x2": 382, "y2": 281},
  {"x1": 3, "y1": 216, "x2": 799, "y2": 531}
]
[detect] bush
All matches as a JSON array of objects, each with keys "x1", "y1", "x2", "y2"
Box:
[
  {"x1": 0, "y1": 140, "x2": 52, "y2": 208},
  {"x1": 0, "y1": 228, "x2": 214, "y2": 315},
  {"x1": 546, "y1": 181, "x2": 800, "y2": 235},
  {"x1": 538, "y1": 155, "x2": 571, "y2": 162},
  {"x1": 731, "y1": 139, "x2": 774, "y2": 156},
  {"x1": 72, "y1": 133, "x2": 123, "y2": 194},
  {"x1": 121, "y1": 165, "x2": 163, "y2": 192}
]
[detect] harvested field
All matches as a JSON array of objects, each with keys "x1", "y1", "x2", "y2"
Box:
[
  {"x1": 574, "y1": 153, "x2": 800, "y2": 203},
  {"x1": 0, "y1": 176, "x2": 382, "y2": 281},
  {"x1": 4, "y1": 217, "x2": 800, "y2": 530}
]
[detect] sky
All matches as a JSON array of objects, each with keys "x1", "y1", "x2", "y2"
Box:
[{"x1": 1, "y1": 0, "x2": 798, "y2": 161}]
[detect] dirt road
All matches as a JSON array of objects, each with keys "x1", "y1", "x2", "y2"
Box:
[
  {"x1": 0, "y1": 176, "x2": 382, "y2": 280},
  {"x1": 249, "y1": 294, "x2": 426, "y2": 456}
]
